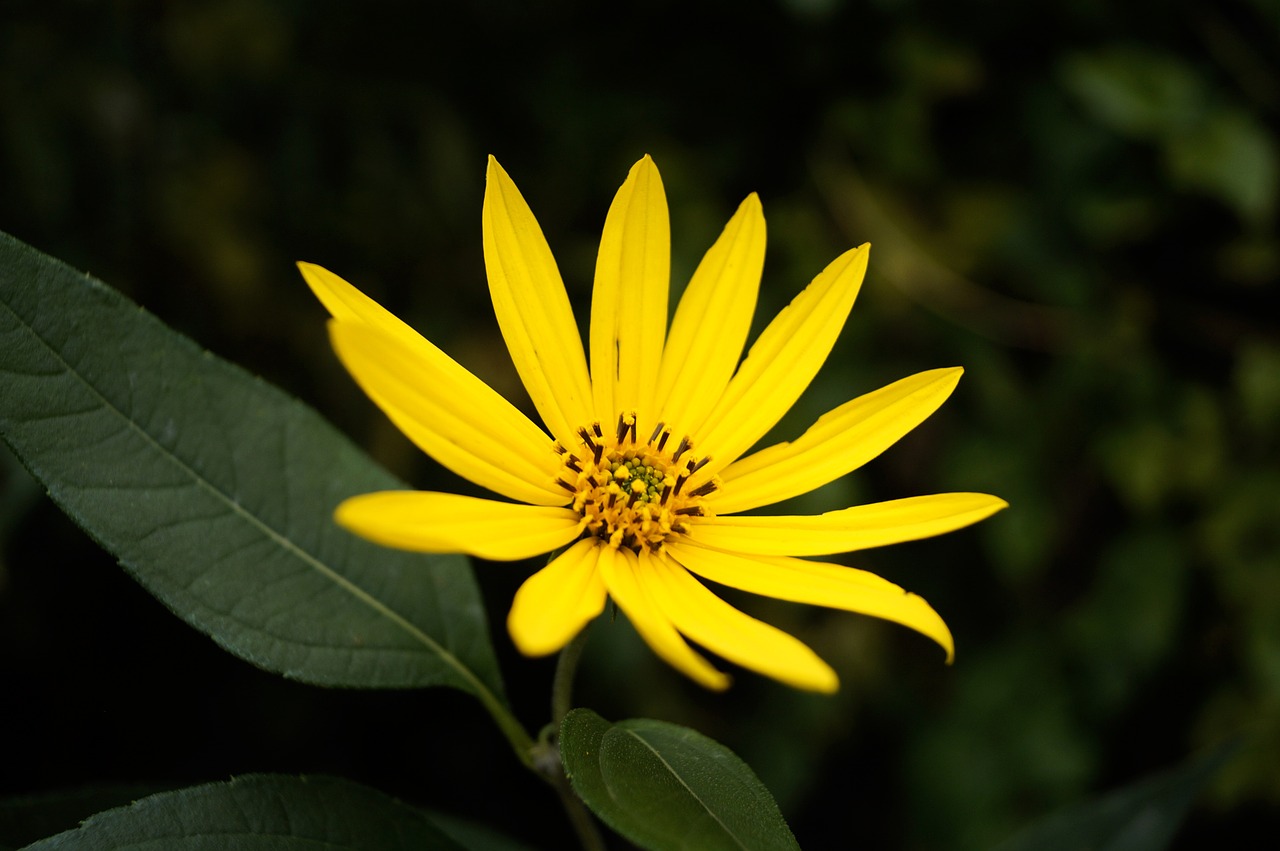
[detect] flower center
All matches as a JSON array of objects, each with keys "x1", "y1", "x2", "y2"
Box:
[{"x1": 555, "y1": 414, "x2": 718, "y2": 553}]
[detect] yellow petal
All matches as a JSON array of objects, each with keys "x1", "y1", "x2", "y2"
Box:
[
  {"x1": 667, "y1": 540, "x2": 954, "y2": 662},
  {"x1": 712, "y1": 367, "x2": 964, "y2": 514},
  {"x1": 689, "y1": 493, "x2": 1008, "y2": 556},
  {"x1": 654, "y1": 194, "x2": 766, "y2": 437},
  {"x1": 335, "y1": 491, "x2": 582, "y2": 561},
  {"x1": 297, "y1": 262, "x2": 427, "y2": 353},
  {"x1": 508, "y1": 539, "x2": 607, "y2": 656},
  {"x1": 483, "y1": 157, "x2": 594, "y2": 447},
  {"x1": 596, "y1": 544, "x2": 730, "y2": 690},
  {"x1": 693, "y1": 244, "x2": 870, "y2": 479},
  {"x1": 590, "y1": 156, "x2": 670, "y2": 426},
  {"x1": 642, "y1": 551, "x2": 838, "y2": 692},
  {"x1": 328, "y1": 321, "x2": 567, "y2": 506}
]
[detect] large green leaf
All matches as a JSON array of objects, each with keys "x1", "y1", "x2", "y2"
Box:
[
  {"x1": 560, "y1": 709, "x2": 800, "y2": 851},
  {"x1": 20, "y1": 775, "x2": 465, "y2": 850},
  {"x1": 0, "y1": 231, "x2": 503, "y2": 697},
  {"x1": 0, "y1": 785, "x2": 177, "y2": 850},
  {"x1": 994, "y1": 742, "x2": 1238, "y2": 851},
  {"x1": 1, "y1": 788, "x2": 539, "y2": 851}
]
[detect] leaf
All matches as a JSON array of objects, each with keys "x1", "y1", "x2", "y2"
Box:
[
  {"x1": 19, "y1": 775, "x2": 465, "y2": 850},
  {"x1": 994, "y1": 741, "x2": 1239, "y2": 851},
  {"x1": 1165, "y1": 106, "x2": 1278, "y2": 225},
  {"x1": 0, "y1": 230, "x2": 503, "y2": 697},
  {"x1": 1060, "y1": 47, "x2": 1205, "y2": 139},
  {"x1": 0, "y1": 784, "x2": 177, "y2": 849},
  {"x1": 560, "y1": 709, "x2": 800, "y2": 851}
]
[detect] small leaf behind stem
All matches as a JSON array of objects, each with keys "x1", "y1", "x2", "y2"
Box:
[{"x1": 560, "y1": 708, "x2": 801, "y2": 851}]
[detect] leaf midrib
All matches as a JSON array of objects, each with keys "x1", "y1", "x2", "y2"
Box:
[{"x1": 619, "y1": 728, "x2": 752, "y2": 851}]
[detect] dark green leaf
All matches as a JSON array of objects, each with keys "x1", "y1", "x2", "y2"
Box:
[
  {"x1": 1060, "y1": 47, "x2": 1205, "y2": 139},
  {"x1": 1165, "y1": 107, "x2": 1277, "y2": 224},
  {"x1": 0, "y1": 231, "x2": 503, "y2": 696},
  {"x1": 20, "y1": 775, "x2": 465, "y2": 850},
  {"x1": 560, "y1": 709, "x2": 800, "y2": 851},
  {"x1": 994, "y1": 741, "x2": 1239, "y2": 851},
  {"x1": 0, "y1": 785, "x2": 176, "y2": 849}
]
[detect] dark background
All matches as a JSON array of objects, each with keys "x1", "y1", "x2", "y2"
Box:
[{"x1": 2, "y1": 1, "x2": 1278, "y2": 848}]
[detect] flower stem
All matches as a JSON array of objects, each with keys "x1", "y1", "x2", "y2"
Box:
[
  {"x1": 541, "y1": 627, "x2": 606, "y2": 851},
  {"x1": 556, "y1": 781, "x2": 607, "y2": 851},
  {"x1": 471, "y1": 627, "x2": 603, "y2": 850},
  {"x1": 552, "y1": 626, "x2": 590, "y2": 726}
]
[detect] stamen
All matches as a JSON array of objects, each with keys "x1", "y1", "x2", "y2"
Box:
[
  {"x1": 656, "y1": 430, "x2": 670, "y2": 452},
  {"x1": 687, "y1": 481, "x2": 718, "y2": 498},
  {"x1": 557, "y1": 419, "x2": 714, "y2": 555}
]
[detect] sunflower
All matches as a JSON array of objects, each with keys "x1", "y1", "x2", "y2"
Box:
[{"x1": 298, "y1": 155, "x2": 1005, "y2": 692}]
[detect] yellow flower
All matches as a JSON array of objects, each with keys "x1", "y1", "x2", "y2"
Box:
[{"x1": 298, "y1": 155, "x2": 1006, "y2": 693}]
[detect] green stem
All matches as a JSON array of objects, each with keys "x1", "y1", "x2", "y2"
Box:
[
  {"x1": 552, "y1": 626, "x2": 590, "y2": 726},
  {"x1": 472, "y1": 624, "x2": 603, "y2": 849},
  {"x1": 557, "y1": 784, "x2": 607, "y2": 851},
  {"x1": 541, "y1": 627, "x2": 606, "y2": 851}
]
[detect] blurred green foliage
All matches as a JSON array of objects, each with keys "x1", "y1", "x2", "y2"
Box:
[{"x1": 1, "y1": 0, "x2": 1276, "y2": 848}]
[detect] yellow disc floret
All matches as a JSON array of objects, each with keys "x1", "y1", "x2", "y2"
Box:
[{"x1": 554, "y1": 414, "x2": 718, "y2": 553}]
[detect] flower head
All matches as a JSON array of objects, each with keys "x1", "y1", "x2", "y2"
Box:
[{"x1": 299, "y1": 156, "x2": 1006, "y2": 692}]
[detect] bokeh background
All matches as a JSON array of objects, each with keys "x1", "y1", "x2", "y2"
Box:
[{"x1": 2, "y1": 1, "x2": 1278, "y2": 848}]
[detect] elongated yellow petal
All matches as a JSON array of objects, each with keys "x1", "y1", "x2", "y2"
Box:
[
  {"x1": 483, "y1": 158, "x2": 594, "y2": 447},
  {"x1": 596, "y1": 544, "x2": 730, "y2": 690},
  {"x1": 298, "y1": 262, "x2": 427, "y2": 353},
  {"x1": 328, "y1": 321, "x2": 566, "y2": 506},
  {"x1": 590, "y1": 156, "x2": 670, "y2": 425},
  {"x1": 712, "y1": 367, "x2": 964, "y2": 514},
  {"x1": 508, "y1": 539, "x2": 607, "y2": 656},
  {"x1": 693, "y1": 244, "x2": 870, "y2": 479},
  {"x1": 667, "y1": 540, "x2": 954, "y2": 661},
  {"x1": 335, "y1": 491, "x2": 582, "y2": 560},
  {"x1": 654, "y1": 194, "x2": 766, "y2": 437},
  {"x1": 690, "y1": 493, "x2": 1008, "y2": 556},
  {"x1": 642, "y1": 551, "x2": 838, "y2": 692}
]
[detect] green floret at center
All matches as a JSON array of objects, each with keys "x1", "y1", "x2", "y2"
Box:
[{"x1": 614, "y1": 457, "x2": 669, "y2": 504}]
